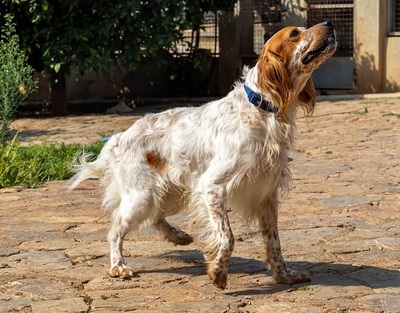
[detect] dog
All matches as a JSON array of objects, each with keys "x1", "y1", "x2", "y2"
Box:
[{"x1": 70, "y1": 21, "x2": 336, "y2": 289}]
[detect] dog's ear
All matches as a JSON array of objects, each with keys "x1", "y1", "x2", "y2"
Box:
[
  {"x1": 298, "y1": 78, "x2": 316, "y2": 116},
  {"x1": 257, "y1": 50, "x2": 294, "y2": 114}
]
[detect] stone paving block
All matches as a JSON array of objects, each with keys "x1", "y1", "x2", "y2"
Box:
[
  {"x1": 64, "y1": 242, "x2": 109, "y2": 263},
  {"x1": 4, "y1": 278, "x2": 78, "y2": 301},
  {"x1": 18, "y1": 238, "x2": 79, "y2": 252},
  {"x1": 6, "y1": 251, "x2": 71, "y2": 271},
  {"x1": 360, "y1": 294, "x2": 400, "y2": 313},
  {"x1": 254, "y1": 302, "x2": 321, "y2": 313},
  {"x1": 346, "y1": 267, "x2": 400, "y2": 290},
  {"x1": 0, "y1": 294, "x2": 32, "y2": 312},
  {"x1": 31, "y1": 298, "x2": 88, "y2": 313}
]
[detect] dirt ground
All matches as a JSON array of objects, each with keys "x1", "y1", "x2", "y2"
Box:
[{"x1": 1, "y1": 95, "x2": 399, "y2": 312}]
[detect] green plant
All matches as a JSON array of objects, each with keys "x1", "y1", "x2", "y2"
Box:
[
  {"x1": 0, "y1": 139, "x2": 103, "y2": 188},
  {"x1": 100, "y1": 293, "x2": 119, "y2": 300},
  {"x1": 383, "y1": 112, "x2": 400, "y2": 118},
  {"x1": 353, "y1": 107, "x2": 369, "y2": 115},
  {"x1": 0, "y1": 16, "x2": 38, "y2": 145},
  {"x1": 83, "y1": 294, "x2": 93, "y2": 305},
  {"x1": 297, "y1": 285, "x2": 312, "y2": 291}
]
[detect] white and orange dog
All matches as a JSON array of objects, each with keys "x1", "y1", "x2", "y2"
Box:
[{"x1": 70, "y1": 21, "x2": 336, "y2": 289}]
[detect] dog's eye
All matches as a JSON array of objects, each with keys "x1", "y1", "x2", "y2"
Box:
[{"x1": 289, "y1": 29, "x2": 299, "y2": 38}]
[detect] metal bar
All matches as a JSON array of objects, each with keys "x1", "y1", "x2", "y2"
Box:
[{"x1": 308, "y1": 4, "x2": 354, "y2": 9}]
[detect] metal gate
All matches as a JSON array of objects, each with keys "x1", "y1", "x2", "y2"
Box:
[
  {"x1": 238, "y1": 0, "x2": 355, "y2": 89},
  {"x1": 239, "y1": 0, "x2": 286, "y2": 65},
  {"x1": 306, "y1": 0, "x2": 355, "y2": 89}
]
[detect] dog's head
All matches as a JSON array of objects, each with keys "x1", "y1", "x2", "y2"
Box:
[{"x1": 257, "y1": 21, "x2": 337, "y2": 116}]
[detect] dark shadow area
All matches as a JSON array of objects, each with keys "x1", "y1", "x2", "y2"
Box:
[
  {"x1": 14, "y1": 129, "x2": 67, "y2": 141},
  {"x1": 134, "y1": 249, "x2": 400, "y2": 294}
]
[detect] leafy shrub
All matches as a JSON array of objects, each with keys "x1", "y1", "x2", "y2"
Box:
[{"x1": 0, "y1": 16, "x2": 38, "y2": 145}]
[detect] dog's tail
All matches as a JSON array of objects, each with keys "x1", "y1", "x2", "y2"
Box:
[{"x1": 68, "y1": 134, "x2": 119, "y2": 190}]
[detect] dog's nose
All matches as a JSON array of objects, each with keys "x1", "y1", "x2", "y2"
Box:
[{"x1": 322, "y1": 21, "x2": 334, "y2": 28}]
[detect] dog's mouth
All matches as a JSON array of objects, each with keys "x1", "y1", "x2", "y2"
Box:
[{"x1": 302, "y1": 36, "x2": 336, "y2": 65}]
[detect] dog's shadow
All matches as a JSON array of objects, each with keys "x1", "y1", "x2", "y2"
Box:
[{"x1": 136, "y1": 249, "x2": 400, "y2": 295}]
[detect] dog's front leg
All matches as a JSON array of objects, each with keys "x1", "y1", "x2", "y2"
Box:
[
  {"x1": 200, "y1": 187, "x2": 235, "y2": 290},
  {"x1": 258, "y1": 196, "x2": 310, "y2": 284}
]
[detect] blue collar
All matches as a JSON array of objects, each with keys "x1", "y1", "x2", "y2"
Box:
[{"x1": 244, "y1": 85, "x2": 278, "y2": 113}]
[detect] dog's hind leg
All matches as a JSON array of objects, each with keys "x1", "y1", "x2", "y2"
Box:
[
  {"x1": 107, "y1": 190, "x2": 157, "y2": 279},
  {"x1": 154, "y1": 218, "x2": 193, "y2": 245}
]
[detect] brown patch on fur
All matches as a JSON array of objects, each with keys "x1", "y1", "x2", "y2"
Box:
[
  {"x1": 257, "y1": 51, "x2": 294, "y2": 115},
  {"x1": 146, "y1": 152, "x2": 167, "y2": 171}
]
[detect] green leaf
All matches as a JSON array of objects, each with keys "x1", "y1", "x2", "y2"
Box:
[{"x1": 54, "y1": 63, "x2": 61, "y2": 73}]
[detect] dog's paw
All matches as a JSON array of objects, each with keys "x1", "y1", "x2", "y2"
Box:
[
  {"x1": 207, "y1": 263, "x2": 228, "y2": 290},
  {"x1": 171, "y1": 232, "x2": 194, "y2": 246},
  {"x1": 274, "y1": 268, "x2": 311, "y2": 285},
  {"x1": 157, "y1": 219, "x2": 194, "y2": 246},
  {"x1": 108, "y1": 265, "x2": 134, "y2": 279}
]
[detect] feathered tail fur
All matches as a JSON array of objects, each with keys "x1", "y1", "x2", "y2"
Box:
[{"x1": 68, "y1": 134, "x2": 119, "y2": 191}]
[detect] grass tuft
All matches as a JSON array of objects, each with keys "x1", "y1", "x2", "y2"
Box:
[
  {"x1": 83, "y1": 294, "x2": 93, "y2": 306},
  {"x1": 100, "y1": 293, "x2": 119, "y2": 300},
  {"x1": 297, "y1": 285, "x2": 312, "y2": 291},
  {"x1": 0, "y1": 139, "x2": 103, "y2": 188}
]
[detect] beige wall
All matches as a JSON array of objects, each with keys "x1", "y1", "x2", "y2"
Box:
[
  {"x1": 384, "y1": 37, "x2": 400, "y2": 92},
  {"x1": 354, "y1": 0, "x2": 400, "y2": 92},
  {"x1": 354, "y1": 0, "x2": 387, "y2": 92}
]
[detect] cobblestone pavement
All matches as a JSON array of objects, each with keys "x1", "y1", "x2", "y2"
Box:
[{"x1": 1, "y1": 96, "x2": 399, "y2": 312}]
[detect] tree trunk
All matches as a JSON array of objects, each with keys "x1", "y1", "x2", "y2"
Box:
[{"x1": 50, "y1": 66, "x2": 68, "y2": 116}]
